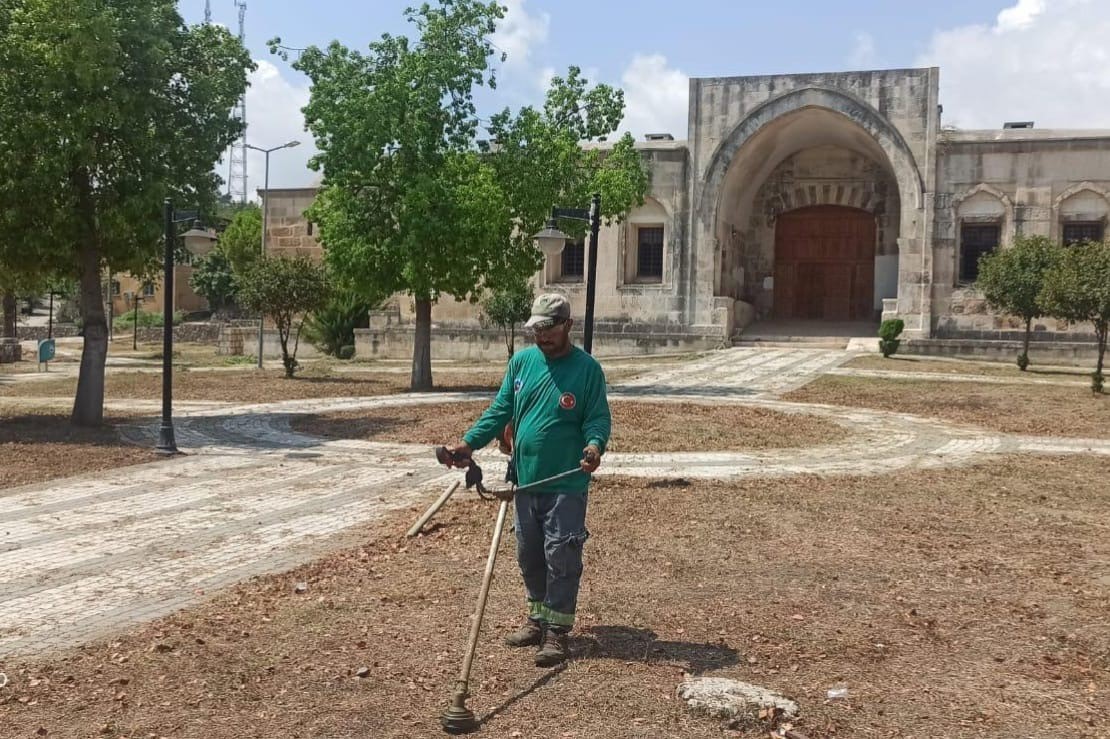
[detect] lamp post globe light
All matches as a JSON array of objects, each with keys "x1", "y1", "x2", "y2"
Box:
[
  {"x1": 531, "y1": 193, "x2": 602, "y2": 354},
  {"x1": 247, "y1": 139, "x2": 301, "y2": 369},
  {"x1": 158, "y1": 203, "x2": 217, "y2": 455}
]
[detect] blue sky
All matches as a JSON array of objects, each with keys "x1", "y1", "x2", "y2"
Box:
[{"x1": 184, "y1": 0, "x2": 1110, "y2": 193}]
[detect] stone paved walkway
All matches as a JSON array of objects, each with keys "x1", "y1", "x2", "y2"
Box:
[{"x1": 2, "y1": 347, "x2": 1107, "y2": 660}]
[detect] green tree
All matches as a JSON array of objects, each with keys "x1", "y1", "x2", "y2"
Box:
[
  {"x1": 0, "y1": 0, "x2": 252, "y2": 425},
  {"x1": 1038, "y1": 241, "x2": 1110, "y2": 393},
  {"x1": 237, "y1": 256, "x2": 330, "y2": 377},
  {"x1": 976, "y1": 235, "x2": 1062, "y2": 370},
  {"x1": 190, "y1": 247, "x2": 238, "y2": 314},
  {"x1": 218, "y1": 205, "x2": 263, "y2": 276},
  {"x1": 275, "y1": 1, "x2": 647, "y2": 391},
  {"x1": 482, "y1": 279, "x2": 534, "y2": 358}
]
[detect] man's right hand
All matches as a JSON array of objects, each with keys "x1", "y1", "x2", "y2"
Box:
[{"x1": 439, "y1": 442, "x2": 473, "y2": 468}]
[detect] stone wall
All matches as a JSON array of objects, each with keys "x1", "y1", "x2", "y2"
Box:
[
  {"x1": 217, "y1": 323, "x2": 323, "y2": 360},
  {"x1": 904, "y1": 338, "x2": 1100, "y2": 366},
  {"x1": 932, "y1": 130, "x2": 1110, "y2": 339},
  {"x1": 15, "y1": 325, "x2": 81, "y2": 340},
  {"x1": 354, "y1": 325, "x2": 724, "y2": 362},
  {"x1": 0, "y1": 338, "x2": 20, "y2": 363},
  {"x1": 261, "y1": 187, "x2": 324, "y2": 260}
]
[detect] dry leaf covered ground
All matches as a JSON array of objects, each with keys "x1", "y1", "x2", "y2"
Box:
[
  {"x1": 783, "y1": 375, "x2": 1109, "y2": 438},
  {"x1": 0, "y1": 411, "x2": 158, "y2": 489},
  {"x1": 0, "y1": 368, "x2": 506, "y2": 403},
  {"x1": 844, "y1": 355, "x2": 1091, "y2": 379},
  {"x1": 289, "y1": 401, "x2": 844, "y2": 453},
  {"x1": 1, "y1": 456, "x2": 1106, "y2": 738}
]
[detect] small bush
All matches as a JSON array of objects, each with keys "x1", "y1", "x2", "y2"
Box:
[
  {"x1": 113, "y1": 310, "x2": 184, "y2": 331},
  {"x1": 878, "y1": 318, "x2": 905, "y2": 358},
  {"x1": 302, "y1": 291, "x2": 372, "y2": 359},
  {"x1": 338, "y1": 344, "x2": 356, "y2": 360}
]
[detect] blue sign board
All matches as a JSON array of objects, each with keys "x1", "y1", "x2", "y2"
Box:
[{"x1": 38, "y1": 338, "x2": 55, "y2": 364}]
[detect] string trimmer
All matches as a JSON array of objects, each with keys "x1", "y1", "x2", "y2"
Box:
[{"x1": 434, "y1": 446, "x2": 584, "y2": 735}]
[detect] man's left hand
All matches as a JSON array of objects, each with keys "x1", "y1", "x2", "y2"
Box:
[{"x1": 581, "y1": 444, "x2": 602, "y2": 473}]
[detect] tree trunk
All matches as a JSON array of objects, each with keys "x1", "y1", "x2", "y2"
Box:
[
  {"x1": 1096, "y1": 321, "x2": 1107, "y2": 383},
  {"x1": 411, "y1": 297, "x2": 433, "y2": 391},
  {"x1": 1020, "y1": 317, "x2": 1032, "y2": 371},
  {"x1": 71, "y1": 172, "x2": 108, "y2": 427},
  {"x1": 279, "y1": 321, "x2": 295, "y2": 378},
  {"x1": 72, "y1": 236, "x2": 108, "y2": 427},
  {"x1": 1, "y1": 291, "x2": 16, "y2": 339}
]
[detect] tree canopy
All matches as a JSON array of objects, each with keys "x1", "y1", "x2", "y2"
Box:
[
  {"x1": 1039, "y1": 241, "x2": 1110, "y2": 392},
  {"x1": 273, "y1": 0, "x2": 647, "y2": 389},
  {"x1": 0, "y1": 0, "x2": 253, "y2": 424},
  {"x1": 976, "y1": 235, "x2": 1062, "y2": 370}
]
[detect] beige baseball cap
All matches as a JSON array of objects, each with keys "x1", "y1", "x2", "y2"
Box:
[{"x1": 523, "y1": 293, "x2": 571, "y2": 329}]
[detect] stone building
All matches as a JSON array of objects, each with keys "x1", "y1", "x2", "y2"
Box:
[{"x1": 260, "y1": 66, "x2": 1110, "y2": 361}]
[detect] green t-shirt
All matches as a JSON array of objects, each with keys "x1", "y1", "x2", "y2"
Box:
[{"x1": 463, "y1": 345, "x2": 611, "y2": 494}]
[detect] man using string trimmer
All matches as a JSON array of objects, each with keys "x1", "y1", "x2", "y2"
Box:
[{"x1": 441, "y1": 293, "x2": 611, "y2": 667}]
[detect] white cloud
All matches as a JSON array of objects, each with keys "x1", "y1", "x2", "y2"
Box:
[
  {"x1": 219, "y1": 59, "x2": 317, "y2": 200},
  {"x1": 995, "y1": 0, "x2": 1046, "y2": 32},
  {"x1": 848, "y1": 31, "x2": 877, "y2": 69},
  {"x1": 618, "y1": 54, "x2": 689, "y2": 141},
  {"x1": 917, "y1": 0, "x2": 1110, "y2": 129},
  {"x1": 493, "y1": 0, "x2": 550, "y2": 68}
]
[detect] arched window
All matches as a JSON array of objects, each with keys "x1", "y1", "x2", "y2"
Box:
[
  {"x1": 1056, "y1": 186, "x2": 1108, "y2": 246},
  {"x1": 955, "y1": 187, "x2": 1009, "y2": 283},
  {"x1": 623, "y1": 198, "x2": 669, "y2": 285}
]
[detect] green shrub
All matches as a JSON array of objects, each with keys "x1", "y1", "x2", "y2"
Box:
[
  {"x1": 302, "y1": 291, "x2": 371, "y2": 359},
  {"x1": 338, "y1": 344, "x2": 356, "y2": 360},
  {"x1": 878, "y1": 318, "x2": 905, "y2": 358},
  {"x1": 113, "y1": 310, "x2": 184, "y2": 331}
]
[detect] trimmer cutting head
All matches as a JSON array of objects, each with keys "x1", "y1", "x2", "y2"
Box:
[{"x1": 440, "y1": 703, "x2": 479, "y2": 734}]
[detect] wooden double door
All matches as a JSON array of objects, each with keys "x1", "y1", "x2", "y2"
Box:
[{"x1": 773, "y1": 205, "x2": 876, "y2": 321}]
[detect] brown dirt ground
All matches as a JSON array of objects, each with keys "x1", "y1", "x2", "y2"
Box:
[
  {"x1": 290, "y1": 401, "x2": 845, "y2": 453},
  {"x1": 0, "y1": 411, "x2": 160, "y2": 489},
  {"x1": 1, "y1": 455, "x2": 1106, "y2": 738},
  {"x1": 846, "y1": 355, "x2": 1091, "y2": 379},
  {"x1": 783, "y1": 375, "x2": 1109, "y2": 438},
  {"x1": 0, "y1": 368, "x2": 507, "y2": 403}
]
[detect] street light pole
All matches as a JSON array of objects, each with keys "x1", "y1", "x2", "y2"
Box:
[
  {"x1": 157, "y1": 199, "x2": 177, "y2": 455},
  {"x1": 157, "y1": 202, "x2": 217, "y2": 456},
  {"x1": 583, "y1": 193, "x2": 601, "y2": 355},
  {"x1": 247, "y1": 140, "x2": 300, "y2": 369},
  {"x1": 132, "y1": 293, "x2": 140, "y2": 351},
  {"x1": 531, "y1": 193, "x2": 602, "y2": 355}
]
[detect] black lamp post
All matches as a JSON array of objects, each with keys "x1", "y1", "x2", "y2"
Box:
[
  {"x1": 132, "y1": 292, "x2": 141, "y2": 351},
  {"x1": 532, "y1": 193, "x2": 602, "y2": 354},
  {"x1": 157, "y1": 198, "x2": 216, "y2": 455}
]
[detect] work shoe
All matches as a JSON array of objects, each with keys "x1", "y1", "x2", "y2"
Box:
[
  {"x1": 503, "y1": 619, "x2": 543, "y2": 648},
  {"x1": 534, "y1": 628, "x2": 568, "y2": 667}
]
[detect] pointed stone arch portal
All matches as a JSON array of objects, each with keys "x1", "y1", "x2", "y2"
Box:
[
  {"x1": 773, "y1": 205, "x2": 876, "y2": 320},
  {"x1": 696, "y1": 86, "x2": 926, "y2": 328}
]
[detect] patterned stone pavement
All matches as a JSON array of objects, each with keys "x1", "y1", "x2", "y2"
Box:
[{"x1": 2, "y1": 347, "x2": 1107, "y2": 660}]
